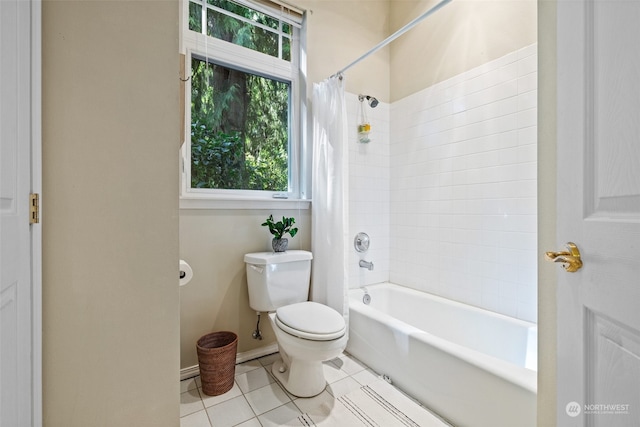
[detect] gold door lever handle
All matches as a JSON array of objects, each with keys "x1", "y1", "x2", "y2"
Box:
[{"x1": 545, "y1": 242, "x2": 583, "y2": 272}]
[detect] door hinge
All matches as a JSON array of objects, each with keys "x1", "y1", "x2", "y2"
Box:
[{"x1": 29, "y1": 193, "x2": 40, "y2": 224}]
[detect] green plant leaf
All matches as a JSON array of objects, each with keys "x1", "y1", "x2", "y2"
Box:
[{"x1": 261, "y1": 214, "x2": 298, "y2": 239}]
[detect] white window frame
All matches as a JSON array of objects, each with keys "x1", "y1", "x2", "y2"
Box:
[{"x1": 180, "y1": 0, "x2": 308, "y2": 209}]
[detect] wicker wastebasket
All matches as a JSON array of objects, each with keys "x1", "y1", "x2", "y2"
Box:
[{"x1": 196, "y1": 331, "x2": 238, "y2": 396}]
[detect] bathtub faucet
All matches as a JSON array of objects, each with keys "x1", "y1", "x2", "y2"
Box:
[{"x1": 359, "y1": 260, "x2": 374, "y2": 271}]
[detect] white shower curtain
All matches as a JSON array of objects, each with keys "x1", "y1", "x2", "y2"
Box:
[{"x1": 311, "y1": 76, "x2": 349, "y2": 325}]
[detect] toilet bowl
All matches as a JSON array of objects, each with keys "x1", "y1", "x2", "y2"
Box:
[
  {"x1": 269, "y1": 301, "x2": 347, "y2": 397},
  {"x1": 244, "y1": 251, "x2": 348, "y2": 398}
]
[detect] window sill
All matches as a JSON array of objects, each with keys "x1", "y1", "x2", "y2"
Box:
[{"x1": 179, "y1": 196, "x2": 311, "y2": 210}]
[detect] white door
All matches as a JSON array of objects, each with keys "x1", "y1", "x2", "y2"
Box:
[
  {"x1": 556, "y1": 0, "x2": 640, "y2": 425},
  {"x1": 1, "y1": 0, "x2": 40, "y2": 426}
]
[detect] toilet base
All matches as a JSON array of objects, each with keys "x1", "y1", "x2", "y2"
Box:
[{"x1": 271, "y1": 358, "x2": 326, "y2": 398}]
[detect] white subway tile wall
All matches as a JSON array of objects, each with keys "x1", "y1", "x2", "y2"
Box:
[
  {"x1": 344, "y1": 44, "x2": 538, "y2": 322},
  {"x1": 346, "y1": 93, "x2": 391, "y2": 288},
  {"x1": 389, "y1": 44, "x2": 538, "y2": 322}
]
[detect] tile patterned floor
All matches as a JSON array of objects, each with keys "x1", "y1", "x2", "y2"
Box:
[{"x1": 179, "y1": 352, "x2": 444, "y2": 427}]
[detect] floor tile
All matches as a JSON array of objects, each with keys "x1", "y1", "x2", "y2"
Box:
[
  {"x1": 325, "y1": 376, "x2": 363, "y2": 398},
  {"x1": 179, "y1": 409, "x2": 211, "y2": 427},
  {"x1": 234, "y1": 418, "x2": 262, "y2": 427},
  {"x1": 235, "y1": 366, "x2": 275, "y2": 394},
  {"x1": 322, "y1": 360, "x2": 349, "y2": 384},
  {"x1": 292, "y1": 390, "x2": 334, "y2": 414},
  {"x1": 257, "y1": 352, "x2": 280, "y2": 366},
  {"x1": 234, "y1": 359, "x2": 263, "y2": 376},
  {"x1": 351, "y1": 367, "x2": 382, "y2": 386},
  {"x1": 180, "y1": 351, "x2": 447, "y2": 427},
  {"x1": 180, "y1": 388, "x2": 205, "y2": 417},
  {"x1": 257, "y1": 401, "x2": 302, "y2": 427},
  {"x1": 244, "y1": 382, "x2": 291, "y2": 415},
  {"x1": 333, "y1": 353, "x2": 367, "y2": 375},
  {"x1": 180, "y1": 377, "x2": 199, "y2": 393},
  {"x1": 206, "y1": 395, "x2": 255, "y2": 427},
  {"x1": 200, "y1": 382, "x2": 242, "y2": 408}
]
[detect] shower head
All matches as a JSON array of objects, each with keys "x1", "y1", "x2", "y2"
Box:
[{"x1": 358, "y1": 94, "x2": 379, "y2": 108}]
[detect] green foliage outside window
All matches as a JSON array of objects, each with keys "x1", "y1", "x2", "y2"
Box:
[
  {"x1": 190, "y1": 58, "x2": 289, "y2": 191},
  {"x1": 188, "y1": 0, "x2": 292, "y2": 191},
  {"x1": 189, "y1": 0, "x2": 291, "y2": 61}
]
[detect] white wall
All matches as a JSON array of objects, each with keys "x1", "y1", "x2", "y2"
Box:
[
  {"x1": 390, "y1": 0, "x2": 537, "y2": 102},
  {"x1": 389, "y1": 44, "x2": 538, "y2": 322},
  {"x1": 179, "y1": 208, "x2": 311, "y2": 367},
  {"x1": 179, "y1": 0, "x2": 391, "y2": 369},
  {"x1": 537, "y1": 0, "x2": 558, "y2": 421},
  {"x1": 43, "y1": 2, "x2": 180, "y2": 425},
  {"x1": 346, "y1": 93, "x2": 391, "y2": 287}
]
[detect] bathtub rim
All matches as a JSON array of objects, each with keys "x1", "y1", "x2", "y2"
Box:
[
  {"x1": 350, "y1": 282, "x2": 537, "y2": 329},
  {"x1": 348, "y1": 282, "x2": 538, "y2": 394}
]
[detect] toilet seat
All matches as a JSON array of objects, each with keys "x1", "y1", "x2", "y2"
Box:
[{"x1": 275, "y1": 301, "x2": 346, "y2": 341}]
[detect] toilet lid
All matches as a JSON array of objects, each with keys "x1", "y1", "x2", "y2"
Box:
[{"x1": 275, "y1": 302, "x2": 346, "y2": 341}]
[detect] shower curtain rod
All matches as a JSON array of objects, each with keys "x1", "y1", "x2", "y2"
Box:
[{"x1": 332, "y1": 0, "x2": 453, "y2": 78}]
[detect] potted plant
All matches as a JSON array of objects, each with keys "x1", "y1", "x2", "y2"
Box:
[{"x1": 262, "y1": 215, "x2": 298, "y2": 252}]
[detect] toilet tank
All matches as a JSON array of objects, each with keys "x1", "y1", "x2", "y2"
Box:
[{"x1": 244, "y1": 250, "x2": 313, "y2": 312}]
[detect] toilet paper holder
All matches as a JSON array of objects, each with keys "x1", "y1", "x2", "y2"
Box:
[{"x1": 179, "y1": 260, "x2": 193, "y2": 286}]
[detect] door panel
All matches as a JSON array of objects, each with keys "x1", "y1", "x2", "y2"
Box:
[
  {"x1": 588, "y1": 0, "x2": 640, "y2": 219},
  {"x1": 557, "y1": 0, "x2": 640, "y2": 425},
  {"x1": 586, "y1": 310, "x2": 640, "y2": 426},
  {"x1": 0, "y1": 0, "x2": 35, "y2": 425}
]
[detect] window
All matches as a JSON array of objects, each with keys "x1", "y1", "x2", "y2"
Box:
[
  {"x1": 182, "y1": 0, "x2": 304, "y2": 201},
  {"x1": 188, "y1": 0, "x2": 294, "y2": 61},
  {"x1": 190, "y1": 57, "x2": 290, "y2": 191}
]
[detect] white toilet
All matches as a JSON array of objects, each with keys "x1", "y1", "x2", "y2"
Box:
[{"x1": 244, "y1": 250, "x2": 347, "y2": 397}]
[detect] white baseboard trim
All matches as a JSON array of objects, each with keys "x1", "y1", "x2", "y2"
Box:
[
  {"x1": 236, "y1": 343, "x2": 279, "y2": 364},
  {"x1": 180, "y1": 365, "x2": 200, "y2": 381},
  {"x1": 180, "y1": 343, "x2": 279, "y2": 381}
]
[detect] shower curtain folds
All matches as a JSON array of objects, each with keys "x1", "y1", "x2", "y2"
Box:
[{"x1": 310, "y1": 76, "x2": 349, "y2": 331}]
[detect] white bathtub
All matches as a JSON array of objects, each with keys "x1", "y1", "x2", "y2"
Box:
[{"x1": 346, "y1": 283, "x2": 537, "y2": 427}]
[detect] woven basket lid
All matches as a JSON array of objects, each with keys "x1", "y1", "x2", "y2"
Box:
[{"x1": 275, "y1": 301, "x2": 345, "y2": 341}]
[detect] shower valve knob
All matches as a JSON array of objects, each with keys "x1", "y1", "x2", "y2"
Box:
[{"x1": 354, "y1": 232, "x2": 370, "y2": 252}]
